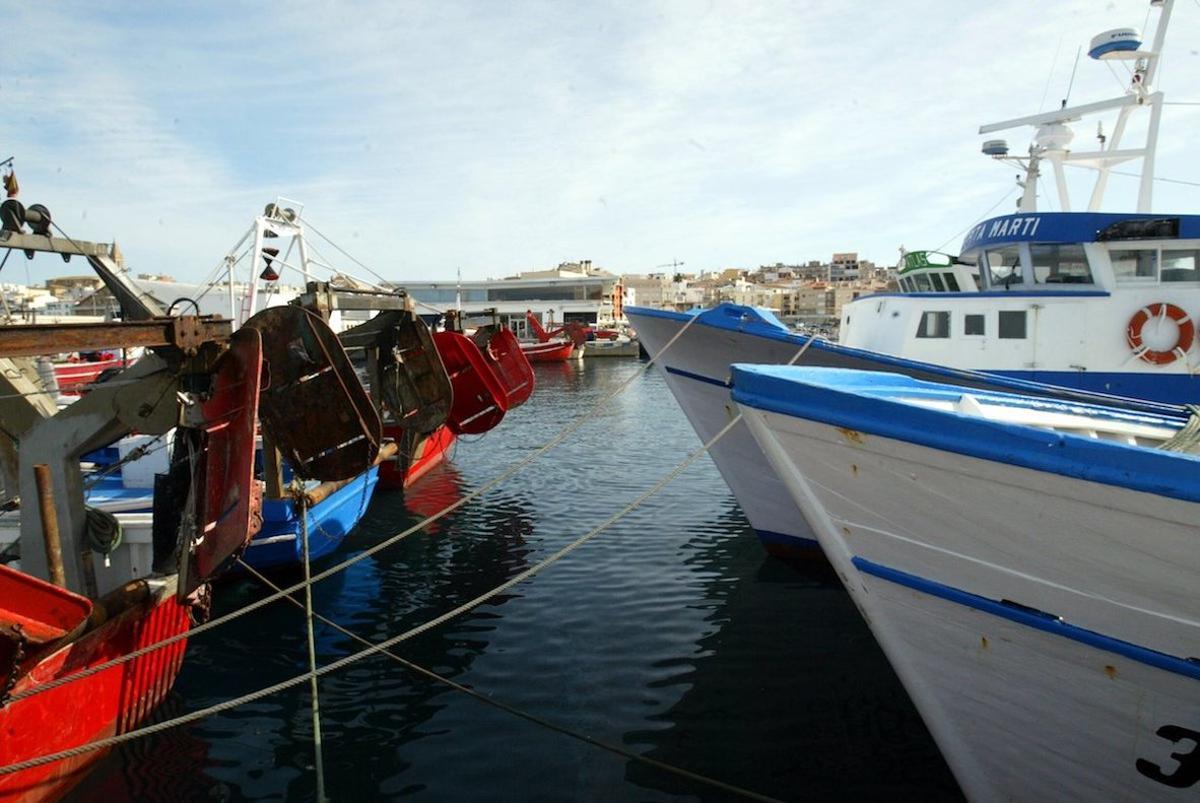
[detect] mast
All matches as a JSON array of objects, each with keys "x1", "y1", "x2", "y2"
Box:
[{"x1": 978, "y1": 0, "x2": 1173, "y2": 214}]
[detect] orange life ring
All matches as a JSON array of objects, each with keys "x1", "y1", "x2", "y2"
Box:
[{"x1": 1126, "y1": 302, "x2": 1195, "y2": 365}]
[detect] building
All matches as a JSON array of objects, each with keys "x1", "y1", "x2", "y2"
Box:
[{"x1": 402, "y1": 264, "x2": 621, "y2": 338}]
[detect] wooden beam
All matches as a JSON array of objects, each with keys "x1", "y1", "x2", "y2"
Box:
[{"x1": 0, "y1": 317, "x2": 231, "y2": 357}]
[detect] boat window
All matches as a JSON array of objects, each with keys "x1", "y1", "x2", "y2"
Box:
[
  {"x1": 944, "y1": 273, "x2": 960, "y2": 291},
  {"x1": 998, "y1": 310, "x2": 1026, "y2": 339},
  {"x1": 929, "y1": 273, "x2": 946, "y2": 292},
  {"x1": 964, "y1": 313, "x2": 985, "y2": 335},
  {"x1": 914, "y1": 273, "x2": 933, "y2": 291},
  {"x1": 898, "y1": 277, "x2": 912, "y2": 292},
  {"x1": 1031, "y1": 244, "x2": 1092, "y2": 284},
  {"x1": 916, "y1": 311, "x2": 950, "y2": 338},
  {"x1": 1111, "y1": 249, "x2": 1158, "y2": 281},
  {"x1": 1161, "y1": 250, "x2": 1200, "y2": 282},
  {"x1": 985, "y1": 246, "x2": 1023, "y2": 288}
]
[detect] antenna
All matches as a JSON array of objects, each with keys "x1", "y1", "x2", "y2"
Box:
[{"x1": 1061, "y1": 45, "x2": 1082, "y2": 108}]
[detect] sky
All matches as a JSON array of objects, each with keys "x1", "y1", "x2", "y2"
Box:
[{"x1": 3, "y1": 0, "x2": 1199, "y2": 285}]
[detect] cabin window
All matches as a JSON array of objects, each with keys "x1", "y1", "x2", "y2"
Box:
[
  {"x1": 1031, "y1": 244, "x2": 1092, "y2": 284},
  {"x1": 1161, "y1": 250, "x2": 1200, "y2": 282},
  {"x1": 984, "y1": 247, "x2": 1024, "y2": 288},
  {"x1": 944, "y1": 273, "x2": 960, "y2": 291},
  {"x1": 916, "y1": 311, "x2": 950, "y2": 338},
  {"x1": 998, "y1": 310, "x2": 1026, "y2": 339},
  {"x1": 914, "y1": 273, "x2": 933, "y2": 291},
  {"x1": 964, "y1": 314, "x2": 985, "y2": 335},
  {"x1": 1111, "y1": 249, "x2": 1158, "y2": 281},
  {"x1": 930, "y1": 273, "x2": 946, "y2": 292}
]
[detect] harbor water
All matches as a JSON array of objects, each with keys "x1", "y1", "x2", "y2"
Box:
[{"x1": 70, "y1": 359, "x2": 961, "y2": 802}]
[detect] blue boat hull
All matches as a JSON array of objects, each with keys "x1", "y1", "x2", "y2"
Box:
[{"x1": 242, "y1": 468, "x2": 380, "y2": 570}]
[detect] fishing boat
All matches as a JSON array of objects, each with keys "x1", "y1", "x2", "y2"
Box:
[
  {"x1": 52, "y1": 355, "x2": 128, "y2": 395},
  {"x1": 521, "y1": 310, "x2": 580, "y2": 361},
  {"x1": 579, "y1": 336, "x2": 639, "y2": 358},
  {"x1": 731, "y1": 364, "x2": 1200, "y2": 800},
  {"x1": 626, "y1": 0, "x2": 1192, "y2": 560},
  {"x1": 0, "y1": 206, "x2": 266, "y2": 798},
  {"x1": 518, "y1": 337, "x2": 576, "y2": 363}
]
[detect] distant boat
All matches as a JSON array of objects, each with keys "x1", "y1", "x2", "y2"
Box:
[
  {"x1": 580, "y1": 335, "x2": 640, "y2": 358},
  {"x1": 731, "y1": 364, "x2": 1200, "y2": 801},
  {"x1": 519, "y1": 338, "x2": 576, "y2": 362}
]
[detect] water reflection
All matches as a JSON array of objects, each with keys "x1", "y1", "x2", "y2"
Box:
[{"x1": 622, "y1": 500, "x2": 961, "y2": 801}]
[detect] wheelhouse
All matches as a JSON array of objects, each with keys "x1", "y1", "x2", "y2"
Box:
[{"x1": 891, "y1": 213, "x2": 1200, "y2": 297}]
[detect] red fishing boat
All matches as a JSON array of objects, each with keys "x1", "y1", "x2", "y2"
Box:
[
  {"x1": 53, "y1": 356, "x2": 129, "y2": 395},
  {"x1": 0, "y1": 318, "x2": 263, "y2": 801},
  {"x1": 0, "y1": 196, "x2": 267, "y2": 801},
  {"x1": 519, "y1": 338, "x2": 576, "y2": 362},
  {"x1": 379, "y1": 424, "x2": 456, "y2": 488}
]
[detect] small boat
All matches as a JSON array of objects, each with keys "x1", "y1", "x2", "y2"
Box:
[
  {"x1": 580, "y1": 335, "x2": 640, "y2": 358},
  {"x1": 731, "y1": 364, "x2": 1200, "y2": 801},
  {"x1": 519, "y1": 338, "x2": 576, "y2": 362},
  {"x1": 242, "y1": 467, "x2": 380, "y2": 570}
]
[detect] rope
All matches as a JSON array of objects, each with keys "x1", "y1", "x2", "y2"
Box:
[
  {"x1": 1158, "y1": 404, "x2": 1200, "y2": 453},
  {"x1": 933, "y1": 186, "x2": 1020, "y2": 254},
  {"x1": 237, "y1": 561, "x2": 784, "y2": 802},
  {"x1": 299, "y1": 218, "x2": 396, "y2": 290},
  {"x1": 296, "y1": 494, "x2": 328, "y2": 802},
  {"x1": 6, "y1": 312, "x2": 705, "y2": 705},
  {"x1": 0, "y1": 368, "x2": 171, "y2": 404},
  {"x1": 81, "y1": 433, "x2": 170, "y2": 491},
  {"x1": 0, "y1": 410, "x2": 738, "y2": 779},
  {"x1": 83, "y1": 506, "x2": 122, "y2": 555},
  {"x1": 0, "y1": 317, "x2": 824, "y2": 785}
]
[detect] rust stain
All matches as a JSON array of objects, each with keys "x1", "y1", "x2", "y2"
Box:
[
  {"x1": 841, "y1": 526, "x2": 851, "y2": 537},
  {"x1": 851, "y1": 464, "x2": 858, "y2": 477},
  {"x1": 836, "y1": 427, "x2": 864, "y2": 444},
  {"x1": 1104, "y1": 665, "x2": 1118, "y2": 680},
  {"x1": 980, "y1": 636, "x2": 989, "y2": 650}
]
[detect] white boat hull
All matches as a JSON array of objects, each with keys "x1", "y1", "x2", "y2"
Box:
[
  {"x1": 633, "y1": 310, "x2": 821, "y2": 557},
  {"x1": 739, "y1": 404, "x2": 1200, "y2": 801}
]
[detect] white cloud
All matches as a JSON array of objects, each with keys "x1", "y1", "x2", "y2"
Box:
[{"x1": 0, "y1": 0, "x2": 1195, "y2": 284}]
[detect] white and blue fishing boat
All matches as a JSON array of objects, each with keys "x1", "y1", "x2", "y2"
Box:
[
  {"x1": 628, "y1": 0, "x2": 1194, "y2": 560},
  {"x1": 731, "y1": 364, "x2": 1200, "y2": 801}
]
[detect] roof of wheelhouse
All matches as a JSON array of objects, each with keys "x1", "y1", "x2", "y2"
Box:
[{"x1": 960, "y1": 212, "x2": 1200, "y2": 255}]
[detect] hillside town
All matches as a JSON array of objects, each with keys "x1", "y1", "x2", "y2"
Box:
[
  {"x1": 4, "y1": 249, "x2": 898, "y2": 340},
  {"x1": 620, "y1": 252, "x2": 897, "y2": 332}
]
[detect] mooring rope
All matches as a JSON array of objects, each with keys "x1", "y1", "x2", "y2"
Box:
[
  {"x1": 236, "y1": 560, "x2": 784, "y2": 802},
  {"x1": 0, "y1": 411, "x2": 737, "y2": 779},
  {"x1": 296, "y1": 495, "x2": 328, "y2": 802},
  {"x1": 6, "y1": 312, "x2": 704, "y2": 704},
  {"x1": 1, "y1": 320, "x2": 827, "y2": 785}
]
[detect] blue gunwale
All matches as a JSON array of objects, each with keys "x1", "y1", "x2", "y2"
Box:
[
  {"x1": 853, "y1": 556, "x2": 1200, "y2": 681},
  {"x1": 730, "y1": 365, "x2": 1200, "y2": 503},
  {"x1": 625, "y1": 303, "x2": 1185, "y2": 412}
]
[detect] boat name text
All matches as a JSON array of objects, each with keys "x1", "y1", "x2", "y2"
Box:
[{"x1": 964, "y1": 216, "x2": 1042, "y2": 247}]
